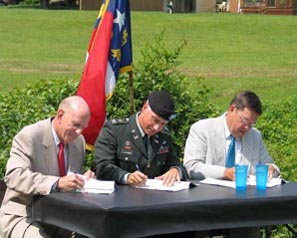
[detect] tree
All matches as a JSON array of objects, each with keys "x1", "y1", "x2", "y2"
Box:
[{"x1": 40, "y1": 0, "x2": 49, "y2": 8}]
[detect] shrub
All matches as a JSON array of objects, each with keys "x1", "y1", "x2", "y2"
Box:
[
  {"x1": 0, "y1": 32, "x2": 216, "y2": 178},
  {"x1": 107, "y1": 31, "x2": 218, "y2": 158},
  {"x1": 1, "y1": 32, "x2": 297, "y2": 185},
  {"x1": 0, "y1": 79, "x2": 78, "y2": 178},
  {"x1": 257, "y1": 96, "x2": 297, "y2": 181},
  {"x1": 0, "y1": 32, "x2": 295, "y2": 238}
]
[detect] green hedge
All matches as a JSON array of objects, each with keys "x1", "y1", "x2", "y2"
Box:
[
  {"x1": 1, "y1": 33, "x2": 297, "y2": 184},
  {"x1": 258, "y1": 97, "x2": 297, "y2": 181},
  {"x1": 0, "y1": 33, "x2": 217, "y2": 178},
  {"x1": 0, "y1": 78, "x2": 79, "y2": 177}
]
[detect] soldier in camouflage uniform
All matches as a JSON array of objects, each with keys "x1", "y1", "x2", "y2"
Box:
[{"x1": 92, "y1": 91, "x2": 187, "y2": 186}]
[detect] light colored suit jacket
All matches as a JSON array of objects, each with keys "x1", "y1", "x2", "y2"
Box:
[
  {"x1": 183, "y1": 114, "x2": 279, "y2": 180},
  {"x1": 0, "y1": 118, "x2": 86, "y2": 238}
]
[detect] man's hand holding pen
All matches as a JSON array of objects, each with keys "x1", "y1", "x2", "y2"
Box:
[
  {"x1": 57, "y1": 173, "x2": 85, "y2": 192},
  {"x1": 127, "y1": 171, "x2": 147, "y2": 186},
  {"x1": 57, "y1": 169, "x2": 95, "y2": 191}
]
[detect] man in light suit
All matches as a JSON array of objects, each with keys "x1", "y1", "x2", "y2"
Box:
[
  {"x1": 0, "y1": 96, "x2": 94, "y2": 238},
  {"x1": 184, "y1": 91, "x2": 280, "y2": 238}
]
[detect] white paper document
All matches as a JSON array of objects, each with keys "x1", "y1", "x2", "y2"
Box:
[
  {"x1": 135, "y1": 179, "x2": 196, "y2": 192},
  {"x1": 200, "y1": 176, "x2": 283, "y2": 189},
  {"x1": 67, "y1": 172, "x2": 115, "y2": 194},
  {"x1": 200, "y1": 178, "x2": 236, "y2": 188},
  {"x1": 80, "y1": 178, "x2": 116, "y2": 194}
]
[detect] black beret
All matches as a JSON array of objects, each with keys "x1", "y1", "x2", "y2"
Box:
[{"x1": 148, "y1": 91, "x2": 177, "y2": 121}]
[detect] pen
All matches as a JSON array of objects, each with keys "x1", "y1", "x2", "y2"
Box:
[{"x1": 135, "y1": 164, "x2": 140, "y2": 171}]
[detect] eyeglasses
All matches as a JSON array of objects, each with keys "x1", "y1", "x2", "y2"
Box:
[{"x1": 237, "y1": 113, "x2": 256, "y2": 128}]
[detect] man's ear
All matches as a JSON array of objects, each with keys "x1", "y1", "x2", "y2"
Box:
[
  {"x1": 229, "y1": 105, "x2": 236, "y2": 112},
  {"x1": 56, "y1": 109, "x2": 64, "y2": 121},
  {"x1": 142, "y1": 101, "x2": 149, "y2": 111}
]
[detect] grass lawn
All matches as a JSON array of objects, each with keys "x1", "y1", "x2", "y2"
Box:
[{"x1": 0, "y1": 7, "x2": 297, "y2": 111}]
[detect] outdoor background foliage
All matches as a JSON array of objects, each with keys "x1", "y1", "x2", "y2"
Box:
[
  {"x1": 0, "y1": 33, "x2": 218, "y2": 177},
  {"x1": 1, "y1": 33, "x2": 297, "y2": 184},
  {"x1": 1, "y1": 9, "x2": 297, "y2": 110},
  {"x1": 0, "y1": 13, "x2": 297, "y2": 238},
  {"x1": 0, "y1": 78, "x2": 77, "y2": 177}
]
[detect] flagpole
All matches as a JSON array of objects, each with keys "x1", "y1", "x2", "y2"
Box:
[{"x1": 128, "y1": 70, "x2": 134, "y2": 115}]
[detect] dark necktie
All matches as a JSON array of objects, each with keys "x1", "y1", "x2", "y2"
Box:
[
  {"x1": 225, "y1": 135, "x2": 235, "y2": 168},
  {"x1": 58, "y1": 142, "x2": 66, "y2": 177},
  {"x1": 143, "y1": 135, "x2": 148, "y2": 151},
  {"x1": 144, "y1": 135, "x2": 153, "y2": 160}
]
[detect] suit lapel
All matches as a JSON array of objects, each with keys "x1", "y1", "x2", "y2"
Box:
[
  {"x1": 214, "y1": 115, "x2": 228, "y2": 166},
  {"x1": 42, "y1": 118, "x2": 60, "y2": 176},
  {"x1": 241, "y1": 130, "x2": 257, "y2": 164}
]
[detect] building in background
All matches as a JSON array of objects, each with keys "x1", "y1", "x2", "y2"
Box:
[
  {"x1": 80, "y1": 0, "x2": 216, "y2": 13},
  {"x1": 80, "y1": 0, "x2": 162, "y2": 11},
  {"x1": 79, "y1": 0, "x2": 296, "y2": 15},
  {"x1": 194, "y1": 0, "x2": 217, "y2": 12},
  {"x1": 229, "y1": 0, "x2": 297, "y2": 15}
]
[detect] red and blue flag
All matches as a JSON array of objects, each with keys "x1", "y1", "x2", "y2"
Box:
[{"x1": 76, "y1": 0, "x2": 133, "y2": 147}]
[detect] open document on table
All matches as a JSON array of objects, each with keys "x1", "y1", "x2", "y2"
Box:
[
  {"x1": 200, "y1": 176, "x2": 283, "y2": 189},
  {"x1": 135, "y1": 179, "x2": 197, "y2": 192},
  {"x1": 68, "y1": 172, "x2": 115, "y2": 194}
]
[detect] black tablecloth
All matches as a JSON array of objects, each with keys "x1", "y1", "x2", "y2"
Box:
[{"x1": 33, "y1": 182, "x2": 297, "y2": 238}]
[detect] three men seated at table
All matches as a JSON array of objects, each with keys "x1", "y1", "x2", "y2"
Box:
[{"x1": 0, "y1": 90, "x2": 281, "y2": 238}]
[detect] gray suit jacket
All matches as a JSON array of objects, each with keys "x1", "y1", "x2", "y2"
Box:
[
  {"x1": 183, "y1": 114, "x2": 279, "y2": 180},
  {"x1": 0, "y1": 118, "x2": 86, "y2": 238}
]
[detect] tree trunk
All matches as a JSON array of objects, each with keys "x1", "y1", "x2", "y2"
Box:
[{"x1": 40, "y1": 0, "x2": 49, "y2": 9}]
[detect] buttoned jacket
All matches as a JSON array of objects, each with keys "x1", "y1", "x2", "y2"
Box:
[{"x1": 93, "y1": 113, "x2": 187, "y2": 184}]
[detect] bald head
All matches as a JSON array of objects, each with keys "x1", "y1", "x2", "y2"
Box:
[
  {"x1": 53, "y1": 96, "x2": 90, "y2": 144},
  {"x1": 59, "y1": 96, "x2": 90, "y2": 118}
]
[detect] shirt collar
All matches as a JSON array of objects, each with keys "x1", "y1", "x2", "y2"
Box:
[
  {"x1": 136, "y1": 112, "x2": 146, "y2": 138},
  {"x1": 51, "y1": 121, "x2": 61, "y2": 147},
  {"x1": 223, "y1": 112, "x2": 232, "y2": 140}
]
